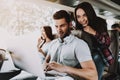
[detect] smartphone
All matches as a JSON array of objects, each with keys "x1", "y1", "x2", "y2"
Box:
[{"x1": 38, "y1": 37, "x2": 46, "y2": 48}]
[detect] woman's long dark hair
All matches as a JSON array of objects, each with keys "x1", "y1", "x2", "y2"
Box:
[
  {"x1": 75, "y1": 2, "x2": 107, "y2": 33},
  {"x1": 43, "y1": 26, "x2": 54, "y2": 40}
]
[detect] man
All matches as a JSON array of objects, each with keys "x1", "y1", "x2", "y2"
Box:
[{"x1": 44, "y1": 10, "x2": 98, "y2": 80}]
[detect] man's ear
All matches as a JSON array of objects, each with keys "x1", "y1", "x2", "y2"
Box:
[
  {"x1": 69, "y1": 21, "x2": 74, "y2": 30},
  {"x1": 69, "y1": 22, "x2": 72, "y2": 27}
]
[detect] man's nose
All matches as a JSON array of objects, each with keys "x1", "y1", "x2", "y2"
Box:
[{"x1": 57, "y1": 26, "x2": 61, "y2": 31}]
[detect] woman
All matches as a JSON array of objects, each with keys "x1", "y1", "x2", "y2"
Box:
[
  {"x1": 74, "y1": 2, "x2": 114, "y2": 80},
  {"x1": 37, "y1": 26, "x2": 54, "y2": 63}
]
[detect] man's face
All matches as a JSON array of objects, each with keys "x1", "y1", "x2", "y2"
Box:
[{"x1": 54, "y1": 18, "x2": 70, "y2": 39}]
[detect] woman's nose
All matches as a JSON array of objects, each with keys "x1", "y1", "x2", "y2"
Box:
[{"x1": 80, "y1": 17, "x2": 85, "y2": 22}]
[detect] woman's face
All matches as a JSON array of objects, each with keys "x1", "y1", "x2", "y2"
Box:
[{"x1": 76, "y1": 8, "x2": 89, "y2": 27}]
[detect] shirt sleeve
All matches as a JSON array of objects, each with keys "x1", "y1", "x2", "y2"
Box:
[
  {"x1": 75, "y1": 39, "x2": 92, "y2": 62},
  {"x1": 94, "y1": 32, "x2": 111, "y2": 47}
]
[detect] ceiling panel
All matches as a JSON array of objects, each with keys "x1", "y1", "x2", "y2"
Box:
[{"x1": 46, "y1": 0, "x2": 120, "y2": 20}]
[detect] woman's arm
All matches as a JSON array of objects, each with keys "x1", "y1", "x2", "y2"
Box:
[
  {"x1": 38, "y1": 48, "x2": 47, "y2": 57},
  {"x1": 37, "y1": 37, "x2": 46, "y2": 57}
]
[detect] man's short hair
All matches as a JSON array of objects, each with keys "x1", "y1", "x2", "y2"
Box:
[{"x1": 53, "y1": 10, "x2": 71, "y2": 23}]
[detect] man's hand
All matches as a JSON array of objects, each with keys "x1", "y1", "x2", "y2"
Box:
[
  {"x1": 46, "y1": 62, "x2": 65, "y2": 73},
  {"x1": 43, "y1": 62, "x2": 52, "y2": 72}
]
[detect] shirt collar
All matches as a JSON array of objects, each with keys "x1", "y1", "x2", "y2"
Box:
[{"x1": 58, "y1": 34, "x2": 75, "y2": 44}]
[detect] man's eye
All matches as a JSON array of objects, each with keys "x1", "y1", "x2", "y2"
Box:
[{"x1": 55, "y1": 26, "x2": 58, "y2": 28}]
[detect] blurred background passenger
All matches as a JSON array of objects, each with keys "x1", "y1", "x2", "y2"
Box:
[
  {"x1": 112, "y1": 23, "x2": 120, "y2": 65},
  {"x1": 37, "y1": 26, "x2": 54, "y2": 63},
  {"x1": 111, "y1": 23, "x2": 120, "y2": 33},
  {"x1": 106, "y1": 23, "x2": 120, "y2": 79}
]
